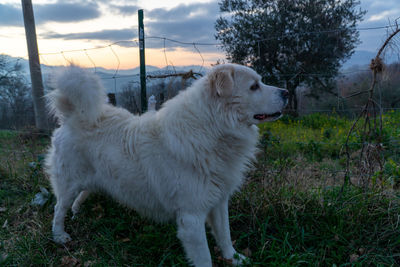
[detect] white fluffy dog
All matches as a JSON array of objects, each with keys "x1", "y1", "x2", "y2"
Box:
[{"x1": 45, "y1": 64, "x2": 288, "y2": 266}]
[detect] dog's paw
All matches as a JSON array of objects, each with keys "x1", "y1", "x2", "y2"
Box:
[
  {"x1": 231, "y1": 252, "x2": 249, "y2": 266},
  {"x1": 71, "y1": 211, "x2": 79, "y2": 220},
  {"x1": 71, "y1": 205, "x2": 80, "y2": 219},
  {"x1": 53, "y1": 232, "x2": 72, "y2": 244}
]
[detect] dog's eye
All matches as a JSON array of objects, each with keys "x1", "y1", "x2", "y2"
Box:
[{"x1": 250, "y1": 83, "x2": 259, "y2": 91}]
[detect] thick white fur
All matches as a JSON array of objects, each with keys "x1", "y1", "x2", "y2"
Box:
[
  {"x1": 45, "y1": 64, "x2": 287, "y2": 267},
  {"x1": 46, "y1": 66, "x2": 107, "y2": 125}
]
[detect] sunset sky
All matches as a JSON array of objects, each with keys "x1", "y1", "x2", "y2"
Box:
[{"x1": 0, "y1": 0, "x2": 399, "y2": 69}]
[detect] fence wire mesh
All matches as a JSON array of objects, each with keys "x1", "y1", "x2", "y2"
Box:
[{"x1": 1, "y1": 24, "x2": 400, "y2": 190}]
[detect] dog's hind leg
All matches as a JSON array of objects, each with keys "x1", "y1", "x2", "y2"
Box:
[
  {"x1": 207, "y1": 199, "x2": 247, "y2": 265},
  {"x1": 52, "y1": 186, "x2": 79, "y2": 244},
  {"x1": 176, "y1": 213, "x2": 212, "y2": 267},
  {"x1": 71, "y1": 190, "x2": 90, "y2": 219}
]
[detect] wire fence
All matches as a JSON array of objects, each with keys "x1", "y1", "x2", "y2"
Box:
[
  {"x1": 1, "y1": 24, "x2": 399, "y2": 114},
  {"x1": 4, "y1": 23, "x2": 399, "y2": 88},
  {"x1": 1, "y1": 23, "x2": 400, "y2": 188}
]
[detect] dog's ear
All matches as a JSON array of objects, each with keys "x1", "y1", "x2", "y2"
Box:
[{"x1": 208, "y1": 65, "x2": 235, "y2": 97}]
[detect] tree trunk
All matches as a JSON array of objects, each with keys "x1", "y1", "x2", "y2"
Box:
[{"x1": 285, "y1": 81, "x2": 299, "y2": 117}]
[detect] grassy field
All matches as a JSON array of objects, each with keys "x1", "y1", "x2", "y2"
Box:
[{"x1": 1, "y1": 112, "x2": 400, "y2": 266}]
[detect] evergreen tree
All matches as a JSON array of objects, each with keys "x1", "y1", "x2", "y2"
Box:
[{"x1": 215, "y1": 0, "x2": 365, "y2": 113}]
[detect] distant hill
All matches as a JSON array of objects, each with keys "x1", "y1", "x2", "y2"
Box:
[
  {"x1": 3, "y1": 51, "x2": 399, "y2": 93},
  {"x1": 94, "y1": 65, "x2": 205, "y2": 94},
  {"x1": 1, "y1": 55, "x2": 206, "y2": 93},
  {"x1": 342, "y1": 50, "x2": 398, "y2": 69}
]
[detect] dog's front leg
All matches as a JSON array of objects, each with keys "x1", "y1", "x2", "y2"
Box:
[
  {"x1": 176, "y1": 213, "x2": 212, "y2": 267},
  {"x1": 207, "y1": 198, "x2": 247, "y2": 265}
]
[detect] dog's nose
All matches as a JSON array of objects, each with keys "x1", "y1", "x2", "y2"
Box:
[{"x1": 281, "y1": 89, "x2": 289, "y2": 99}]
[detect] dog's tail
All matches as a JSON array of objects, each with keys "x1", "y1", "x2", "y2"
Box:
[{"x1": 47, "y1": 65, "x2": 107, "y2": 125}]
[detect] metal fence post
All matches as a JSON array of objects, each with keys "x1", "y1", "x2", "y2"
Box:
[{"x1": 138, "y1": 9, "x2": 147, "y2": 113}]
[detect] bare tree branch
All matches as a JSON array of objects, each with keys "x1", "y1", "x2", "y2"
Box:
[
  {"x1": 147, "y1": 70, "x2": 203, "y2": 80},
  {"x1": 343, "y1": 23, "x2": 400, "y2": 191}
]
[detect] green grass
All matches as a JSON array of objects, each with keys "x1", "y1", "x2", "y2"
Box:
[{"x1": 1, "y1": 112, "x2": 400, "y2": 266}]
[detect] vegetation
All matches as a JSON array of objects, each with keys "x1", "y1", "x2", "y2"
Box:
[
  {"x1": 1, "y1": 111, "x2": 399, "y2": 266},
  {"x1": 0, "y1": 55, "x2": 34, "y2": 129},
  {"x1": 117, "y1": 77, "x2": 193, "y2": 114},
  {"x1": 338, "y1": 63, "x2": 400, "y2": 109},
  {"x1": 215, "y1": 0, "x2": 365, "y2": 112}
]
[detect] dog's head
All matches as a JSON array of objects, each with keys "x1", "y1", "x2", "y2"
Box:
[{"x1": 207, "y1": 64, "x2": 288, "y2": 125}]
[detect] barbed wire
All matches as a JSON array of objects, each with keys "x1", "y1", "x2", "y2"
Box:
[
  {"x1": 146, "y1": 36, "x2": 220, "y2": 46},
  {"x1": 84, "y1": 49, "x2": 97, "y2": 73},
  {"x1": 3, "y1": 24, "x2": 393, "y2": 66},
  {"x1": 252, "y1": 24, "x2": 399, "y2": 43},
  {"x1": 2, "y1": 21, "x2": 388, "y2": 116},
  {"x1": 34, "y1": 23, "x2": 398, "y2": 71},
  {"x1": 38, "y1": 41, "x2": 138, "y2": 56},
  {"x1": 2, "y1": 22, "x2": 400, "y2": 130}
]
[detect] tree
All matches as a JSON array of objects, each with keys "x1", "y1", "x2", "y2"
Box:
[
  {"x1": 0, "y1": 56, "x2": 34, "y2": 128},
  {"x1": 215, "y1": 0, "x2": 365, "y2": 113},
  {"x1": 118, "y1": 82, "x2": 141, "y2": 114},
  {"x1": 339, "y1": 63, "x2": 400, "y2": 109}
]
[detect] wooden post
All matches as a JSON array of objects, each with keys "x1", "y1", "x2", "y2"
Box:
[
  {"x1": 138, "y1": 9, "x2": 147, "y2": 113},
  {"x1": 21, "y1": 0, "x2": 47, "y2": 131},
  {"x1": 107, "y1": 93, "x2": 116, "y2": 106}
]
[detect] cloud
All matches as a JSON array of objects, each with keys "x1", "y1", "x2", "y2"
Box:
[
  {"x1": 109, "y1": 4, "x2": 140, "y2": 16},
  {"x1": 368, "y1": 10, "x2": 398, "y2": 22},
  {"x1": 35, "y1": 2, "x2": 101, "y2": 23},
  {"x1": 0, "y1": 1, "x2": 101, "y2": 27},
  {"x1": 366, "y1": 0, "x2": 399, "y2": 10},
  {"x1": 4, "y1": 0, "x2": 397, "y2": 58},
  {"x1": 145, "y1": 2, "x2": 220, "y2": 50},
  {"x1": 42, "y1": 28, "x2": 136, "y2": 42},
  {"x1": 0, "y1": 3, "x2": 23, "y2": 26},
  {"x1": 360, "y1": 0, "x2": 400, "y2": 23},
  {"x1": 355, "y1": 0, "x2": 399, "y2": 51},
  {"x1": 147, "y1": 3, "x2": 215, "y2": 22}
]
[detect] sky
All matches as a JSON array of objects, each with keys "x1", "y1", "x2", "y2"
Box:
[{"x1": 0, "y1": 0, "x2": 399, "y2": 69}]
